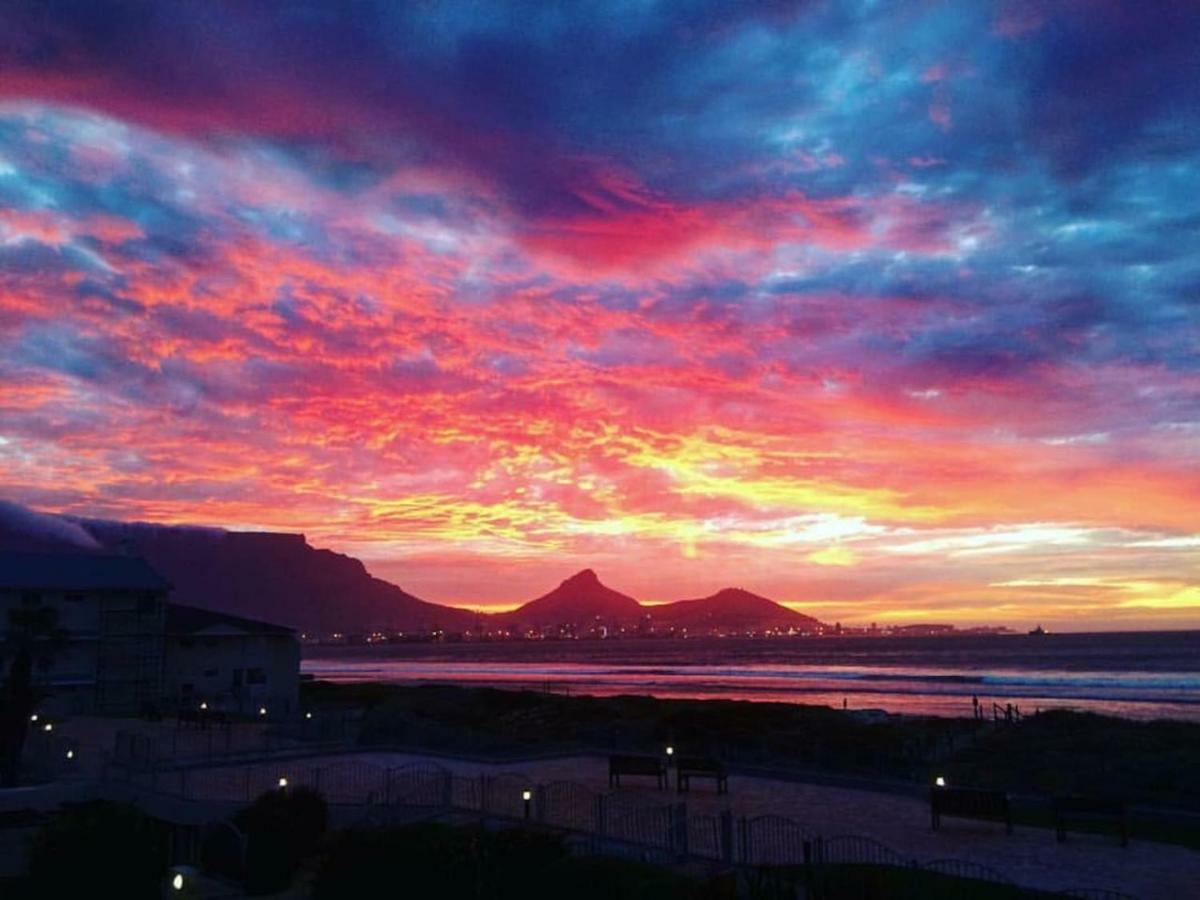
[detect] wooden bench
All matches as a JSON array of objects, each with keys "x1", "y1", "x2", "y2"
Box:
[
  {"x1": 1054, "y1": 796, "x2": 1128, "y2": 846},
  {"x1": 930, "y1": 786, "x2": 1012, "y2": 834},
  {"x1": 608, "y1": 754, "x2": 667, "y2": 789},
  {"x1": 676, "y1": 756, "x2": 728, "y2": 794}
]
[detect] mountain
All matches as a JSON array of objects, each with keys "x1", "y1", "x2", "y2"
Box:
[
  {"x1": 500, "y1": 568, "x2": 643, "y2": 628},
  {"x1": 0, "y1": 501, "x2": 475, "y2": 634},
  {"x1": 649, "y1": 587, "x2": 824, "y2": 633}
]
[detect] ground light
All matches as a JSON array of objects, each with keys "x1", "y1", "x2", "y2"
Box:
[
  {"x1": 523, "y1": 789, "x2": 532, "y2": 819},
  {"x1": 200, "y1": 701, "x2": 208, "y2": 710},
  {"x1": 42, "y1": 722, "x2": 52, "y2": 732},
  {"x1": 258, "y1": 707, "x2": 267, "y2": 717},
  {"x1": 172, "y1": 873, "x2": 184, "y2": 891},
  {"x1": 935, "y1": 776, "x2": 946, "y2": 787},
  {"x1": 29, "y1": 714, "x2": 38, "y2": 723},
  {"x1": 278, "y1": 776, "x2": 288, "y2": 788},
  {"x1": 66, "y1": 749, "x2": 74, "y2": 760},
  {"x1": 305, "y1": 711, "x2": 313, "y2": 719}
]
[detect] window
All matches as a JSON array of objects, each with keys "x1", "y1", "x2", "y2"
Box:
[{"x1": 247, "y1": 667, "x2": 267, "y2": 685}]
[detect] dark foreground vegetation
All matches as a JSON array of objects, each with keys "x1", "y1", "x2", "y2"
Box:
[
  {"x1": 8, "y1": 798, "x2": 1079, "y2": 900},
  {"x1": 309, "y1": 681, "x2": 1200, "y2": 813}
]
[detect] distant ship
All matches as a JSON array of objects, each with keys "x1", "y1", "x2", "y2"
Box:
[{"x1": 1028, "y1": 624, "x2": 1048, "y2": 636}]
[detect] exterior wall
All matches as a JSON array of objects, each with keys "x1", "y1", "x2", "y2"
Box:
[
  {"x1": 163, "y1": 630, "x2": 300, "y2": 717},
  {"x1": 0, "y1": 587, "x2": 165, "y2": 716}
]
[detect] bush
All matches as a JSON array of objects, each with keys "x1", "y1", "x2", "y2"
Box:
[
  {"x1": 235, "y1": 786, "x2": 328, "y2": 895},
  {"x1": 311, "y1": 823, "x2": 720, "y2": 900},
  {"x1": 24, "y1": 801, "x2": 167, "y2": 899}
]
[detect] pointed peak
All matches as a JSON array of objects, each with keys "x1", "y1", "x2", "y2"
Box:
[{"x1": 564, "y1": 568, "x2": 600, "y2": 585}]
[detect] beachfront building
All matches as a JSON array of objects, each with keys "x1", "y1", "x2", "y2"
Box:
[
  {"x1": 0, "y1": 552, "x2": 169, "y2": 715},
  {"x1": 163, "y1": 604, "x2": 300, "y2": 717}
]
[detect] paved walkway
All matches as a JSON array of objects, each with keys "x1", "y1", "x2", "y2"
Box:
[{"x1": 185, "y1": 750, "x2": 1198, "y2": 900}]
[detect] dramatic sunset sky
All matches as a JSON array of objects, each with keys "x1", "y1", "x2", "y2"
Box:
[{"x1": 1, "y1": 1, "x2": 1197, "y2": 629}]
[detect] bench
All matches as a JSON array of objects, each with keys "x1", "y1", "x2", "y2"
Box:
[
  {"x1": 609, "y1": 754, "x2": 667, "y2": 789},
  {"x1": 1054, "y1": 796, "x2": 1128, "y2": 846},
  {"x1": 930, "y1": 786, "x2": 1012, "y2": 834},
  {"x1": 676, "y1": 756, "x2": 728, "y2": 794}
]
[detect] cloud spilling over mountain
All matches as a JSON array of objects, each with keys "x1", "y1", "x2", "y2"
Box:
[{"x1": 0, "y1": 502, "x2": 475, "y2": 633}]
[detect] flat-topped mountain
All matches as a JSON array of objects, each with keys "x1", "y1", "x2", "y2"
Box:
[
  {"x1": 650, "y1": 587, "x2": 823, "y2": 632},
  {"x1": 500, "y1": 568, "x2": 643, "y2": 627},
  {"x1": 0, "y1": 501, "x2": 475, "y2": 634}
]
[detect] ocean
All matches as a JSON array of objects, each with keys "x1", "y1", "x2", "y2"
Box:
[{"x1": 302, "y1": 630, "x2": 1200, "y2": 721}]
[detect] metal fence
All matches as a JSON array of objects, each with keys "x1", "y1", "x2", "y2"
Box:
[{"x1": 104, "y1": 755, "x2": 1140, "y2": 899}]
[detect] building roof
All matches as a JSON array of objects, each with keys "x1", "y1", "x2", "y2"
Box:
[
  {"x1": 166, "y1": 603, "x2": 295, "y2": 636},
  {"x1": 0, "y1": 552, "x2": 171, "y2": 591}
]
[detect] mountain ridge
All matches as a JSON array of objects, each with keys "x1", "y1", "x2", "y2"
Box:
[{"x1": 0, "y1": 502, "x2": 827, "y2": 635}]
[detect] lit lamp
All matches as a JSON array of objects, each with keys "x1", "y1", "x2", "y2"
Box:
[
  {"x1": 66, "y1": 749, "x2": 75, "y2": 760},
  {"x1": 199, "y1": 701, "x2": 208, "y2": 711},
  {"x1": 168, "y1": 864, "x2": 199, "y2": 896},
  {"x1": 665, "y1": 745, "x2": 674, "y2": 766},
  {"x1": 278, "y1": 776, "x2": 288, "y2": 789},
  {"x1": 305, "y1": 711, "x2": 313, "y2": 720},
  {"x1": 42, "y1": 722, "x2": 53, "y2": 733},
  {"x1": 935, "y1": 776, "x2": 946, "y2": 788},
  {"x1": 522, "y1": 789, "x2": 532, "y2": 820},
  {"x1": 29, "y1": 713, "x2": 38, "y2": 723},
  {"x1": 258, "y1": 707, "x2": 267, "y2": 717}
]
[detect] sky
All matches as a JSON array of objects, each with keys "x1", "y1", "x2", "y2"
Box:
[{"x1": 0, "y1": 1, "x2": 1198, "y2": 630}]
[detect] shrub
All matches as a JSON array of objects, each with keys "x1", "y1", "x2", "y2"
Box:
[
  {"x1": 235, "y1": 786, "x2": 328, "y2": 895},
  {"x1": 24, "y1": 801, "x2": 167, "y2": 899}
]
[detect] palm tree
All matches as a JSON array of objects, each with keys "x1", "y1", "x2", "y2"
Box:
[{"x1": 0, "y1": 606, "x2": 64, "y2": 787}]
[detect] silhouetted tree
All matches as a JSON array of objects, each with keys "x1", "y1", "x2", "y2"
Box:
[{"x1": 0, "y1": 606, "x2": 63, "y2": 787}]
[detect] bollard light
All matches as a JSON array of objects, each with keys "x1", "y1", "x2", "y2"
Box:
[
  {"x1": 278, "y1": 776, "x2": 288, "y2": 788},
  {"x1": 172, "y1": 872, "x2": 184, "y2": 891},
  {"x1": 522, "y1": 789, "x2": 532, "y2": 820},
  {"x1": 258, "y1": 707, "x2": 267, "y2": 717},
  {"x1": 665, "y1": 746, "x2": 674, "y2": 757},
  {"x1": 200, "y1": 701, "x2": 208, "y2": 711},
  {"x1": 66, "y1": 749, "x2": 74, "y2": 760},
  {"x1": 43, "y1": 722, "x2": 53, "y2": 732},
  {"x1": 305, "y1": 711, "x2": 313, "y2": 719},
  {"x1": 935, "y1": 776, "x2": 946, "y2": 787},
  {"x1": 30, "y1": 713, "x2": 38, "y2": 723}
]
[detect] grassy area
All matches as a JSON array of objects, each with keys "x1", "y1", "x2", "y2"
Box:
[{"x1": 307, "y1": 681, "x2": 974, "y2": 778}]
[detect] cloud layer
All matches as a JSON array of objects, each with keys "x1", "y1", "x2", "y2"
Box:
[{"x1": 1, "y1": 1, "x2": 1197, "y2": 627}]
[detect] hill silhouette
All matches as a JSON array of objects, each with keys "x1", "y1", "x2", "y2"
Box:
[
  {"x1": 500, "y1": 568, "x2": 642, "y2": 627},
  {"x1": 650, "y1": 587, "x2": 823, "y2": 632}
]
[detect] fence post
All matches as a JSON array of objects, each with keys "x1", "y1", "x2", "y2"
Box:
[
  {"x1": 535, "y1": 785, "x2": 547, "y2": 823},
  {"x1": 442, "y1": 771, "x2": 453, "y2": 809},
  {"x1": 595, "y1": 794, "x2": 607, "y2": 838},
  {"x1": 672, "y1": 802, "x2": 688, "y2": 858},
  {"x1": 738, "y1": 815, "x2": 749, "y2": 865},
  {"x1": 385, "y1": 767, "x2": 393, "y2": 804},
  {"x1": 181, "y1": 769, "x2": 189, "y2": 800},
  {"x1": 479, "y1": 774, "x2": 489, "y2": 812},
  {"x1": 719, "y1": 810, "x2": 734, "y2": 865}
]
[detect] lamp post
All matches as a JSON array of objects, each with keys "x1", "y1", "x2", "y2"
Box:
[
  {"x1": 934, "y1": 776, "x2": 946, "y2": 788},
  {"x1": 278, "y1": 776, "x2": 288, "y2": 790},
  {"x1": 665, "y1": 745, "x2": 674, "y2": 767},
  {"x1": 522, "y1": 789, "x2": 532, "y2": 820}
]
